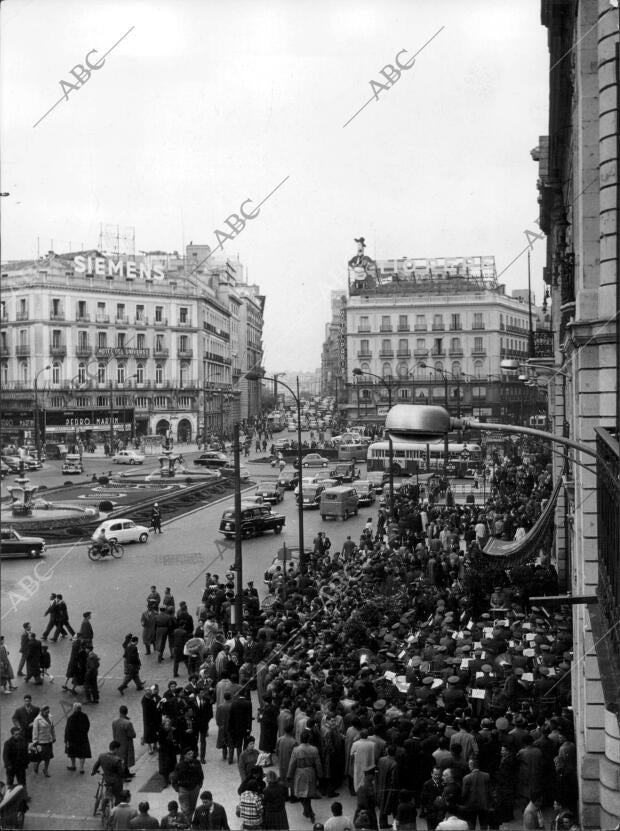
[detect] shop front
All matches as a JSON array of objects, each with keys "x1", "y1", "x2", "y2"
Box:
[
  {"x1": 43, "y1": 408, "x2": 135, "y2": 452},
  {"x1": 1, "y1": 410, "x2": 36, "y2": 449}
]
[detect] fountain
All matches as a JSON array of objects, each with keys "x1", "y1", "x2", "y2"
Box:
[
  {"x1": 2, "y1": 460, "x2": 100, "y2": 534},
  {"x1": 8, "y1": 462, "x2": 39, "y2": 516}
]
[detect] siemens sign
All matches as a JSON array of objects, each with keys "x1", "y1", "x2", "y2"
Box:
[{"x1": 74, "y1": 255, "x2": 165, "y2": 280}]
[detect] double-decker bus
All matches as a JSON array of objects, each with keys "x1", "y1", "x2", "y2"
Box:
[{"x1": 366, "y1": 439, "x2": 482, "y2": 475}]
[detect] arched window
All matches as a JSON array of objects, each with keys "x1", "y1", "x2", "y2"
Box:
[
  {"x1": 98, "y1": 362, "x2": 106, "y2": 384},
  {"x1": 360, "y1": 362, "x2": 370, "y2": 375},
  {"x1": 474, "y1": 360, "x2": 483, "y2": 378},
  {"x1": 434, "y1": 361, "x2": 443, "y2": 373},
  {"x1": 117, "y1": 362, "x2": 126, "y2": 384},
  {"x1": 155, "y1": 362, "x2": 163, "y2": 384},
  {"x1": 361, "y1": 388, "x2": 371, "y2": 400},
  {"x1": 52, "y1": 362, "x2": 61, "y2": 384},
  {"x1": 397, "y1": 363, "x2": 409, "y2": 379},
  {"x1": 20, "y1": 362, "x2": 28, "y2": 383},
  {"x1": 451, "y1": 362, "x2": 461, "y2": 378},
  {"x1": 136, "y1": 363, "x2": 144, "y2": 385},
  {"x1": 78, "y1": 362, "x2": 86, "y2": 384},
  {"x1": 382, "y1": 363, "x2": 392, "y2": 380}
]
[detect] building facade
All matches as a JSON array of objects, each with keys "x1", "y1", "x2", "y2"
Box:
[
  {"x1": 337, "y1": 251, "x2": 545, "y2": 426},
  {"x1": 0, "y1": 245, "x2": 264, "y2": 448},
  {"x1": 539, "y1": 1, "x2": 620, "y2": 827}
]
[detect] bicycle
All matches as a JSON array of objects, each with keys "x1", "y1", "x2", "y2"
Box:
[
  {"x1": 92, "y1": 775, "x2": 113, "y2": 827},
  {"x1": 87, "y1": 540, "x2": 124, "y2": 561}
]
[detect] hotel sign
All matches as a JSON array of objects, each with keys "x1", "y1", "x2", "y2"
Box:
[{"x1": 533, "y1": 331, "x2": 554, "y2": 359}]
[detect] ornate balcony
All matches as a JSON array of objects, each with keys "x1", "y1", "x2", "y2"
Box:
[
  {"x1": 75, "y1": 345, "x2": 92, "y2": 357},
  {"x1": 16, "y1": 344, "x2": 30, "y2": 356},
  {"x1": 357, "y1": 351, "x2": 372, "y2": 359}
]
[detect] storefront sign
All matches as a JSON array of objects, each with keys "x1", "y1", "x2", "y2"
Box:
[
  {"x1": 44, "y1": 408, "x2": 134, "y2": 428},
  {"x1": 533, "y1": 330, "x2": 554, "y2": 358},
  {"x1": 1, "y1": 411, "x2": 35, "y2": 429}
]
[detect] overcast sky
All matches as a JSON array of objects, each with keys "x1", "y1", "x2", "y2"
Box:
[{"x1": 1, "y1": 0, "x2": 549, "y2": 372}]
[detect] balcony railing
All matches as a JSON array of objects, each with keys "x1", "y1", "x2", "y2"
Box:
[
  {"x1": 16, "y1": 311, "x2": 29, "y2": 321},
  {"x1": 357, "y1": 328, "x2": 371, "y2": 334},
  {"x1": 50, "y1": 312, "x2": 65, "y2": 321},
  {"x1": 177, "y1": 319, "x2": 192, "y2": 327},
  {"x1": 414, "y1": 348, "x2": 429, "y2": 357},
  {"x1": 16, "y1": 345, "x2": 30, "y2": 356},
  {"x1": 135, "y1": 316, "x2": 148, "y2": 326},
  {"x1": 357, "y1": 351, "x2": 372, "y2": 359},
  {"x1": 472, "y1": 348, "x2": 487, "y2": 356},
  {"x1": 432, "y1": 323, "x2": 445, "y2": 331},
  {"x1": 472, "y1": 322, "x2": 486, "y2": 330},
  {"x1": 178, "y1": 349, "x2": 193, "y2": 358},
  {"x1": 153, "y1": 348, "x2": 170, "y2": 359},
  {"x1": 95, "y1": 314, "x2": 110, "y2": 323},
  {"x1": 154, "y1": 317, "x2": 168, "y2": 326},
  {"x1": 76, "y1": 313, "x2": 90, "y2": 322},
  {"x1": 0, "y1": 345, "x2": 9, "y2": 356},
  {"x1": 414, "y1": 325, "x2": 427, "y2": 332},
  {"x1": 75, "y1": 345, "x2": 92, "y2": 357},
  {"x1": 49, "y1": 344, "x2": 67, "y2": 356},
  {"x1": 397, "y1": 349, "x2": 411, "y2": 358},
  {"x1": 449, "y1": 323, "x2": 462, "y2": 331},
  {"x1": 397, "y1": 324, "x2": 410, "y2": 332},
  {"x1": 449, "y1": 349, "x2": 464, "y2": 357},
  {"x1": 115, "y1": 315, "x2": 130, "y2": 326},
  {"x1": 431, "y1": 348, "x2": 445, "y2": 357},
  {"x1": 379, "y1": 350, "x2": 394, "y2": 358},
  {"x1": 379, "y1": 326, "x2": 393, "y2": 333}
]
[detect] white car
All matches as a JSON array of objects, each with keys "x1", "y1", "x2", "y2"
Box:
[
  {"x1": 113, "y1": 450, "x2": 145, "y2": 465},
  {"x1": 92, "y1": 518, "x2": 150, "y2": 544}
]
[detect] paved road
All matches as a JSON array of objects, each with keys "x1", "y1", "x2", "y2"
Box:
[{"x1": 0, "y1": 451, "x2": 375, "y2": 829}]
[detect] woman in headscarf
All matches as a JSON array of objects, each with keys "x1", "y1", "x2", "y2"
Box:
[{"x1": 262, "y1": 769, "x2": 289, "y2": 830}]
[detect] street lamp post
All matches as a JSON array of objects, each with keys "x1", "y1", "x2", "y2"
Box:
[
  {"x1": 248, "y1": 373, "x2": 307, "y2": 572},
  {"x1": 34, "y1": 365, "x2": 51, "y2": 461},
  {"x1": 353, "y1": 368, "x2": 394, "y2": 515}
]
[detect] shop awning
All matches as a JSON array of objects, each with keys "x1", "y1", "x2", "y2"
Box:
[{"x1": 481, "y1": 475, "x2": 562, "y2": 567}]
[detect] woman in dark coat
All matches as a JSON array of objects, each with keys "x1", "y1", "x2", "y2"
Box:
[
  {"x1": 263, "y1": 769, "x2": 289, "y2": 830},
  {"x1": 157, "y1": 715, "x2": 178, "y2": 783},
  {"x1": 141, "y1": 687, "x2": 161, "y2": 754},
  {"x1": 63, "y1": 639, "x2": 87, "y2": 694},
  {"x1": 64, "y1": 702, "x2": 92, "y2": 773},
  {"x1": 259, "y1": 693, "x2": 279, "y2": 763},
  {"x1": 25, "y1": 633, "x2": 43, "y2": 684}
]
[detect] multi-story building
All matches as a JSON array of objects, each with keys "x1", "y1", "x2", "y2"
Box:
[
  {"x1": 537, "y1": 2, "x2": 620, "y2": 827},
  {"x1": 321, "y1": 291, "x2": 347, "y2": 404},
  {"x1": 0, "y1": 244, "x2": 264, "y2": 447},
  {"x1": 236, "y1": 283, "x2": 265, "y2": 420},
  {"x1": 338, "y1": 250, "x2": 543, "y2": 425}
]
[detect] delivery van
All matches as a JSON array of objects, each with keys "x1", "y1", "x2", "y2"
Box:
[{"x1": 320, "y1": 485, "x2": 359, "y2": 521}]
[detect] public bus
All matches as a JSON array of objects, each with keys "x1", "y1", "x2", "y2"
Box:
[
  {"x1": 366, "y1": 439, "x2": 483, "y2": 475},
  {"x1": 266, "y1": 412, "x2": 286, "y2": 433},
  {"x1": 337, "y1": 442, "x2": 366, "y2": 462}
]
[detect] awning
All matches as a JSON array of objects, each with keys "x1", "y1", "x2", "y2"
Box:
[{"x1": 481, "y1": 475, "x2": 562, "y2": 567}]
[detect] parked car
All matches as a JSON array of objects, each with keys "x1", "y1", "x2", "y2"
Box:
[
  {"x1": 254, "y1": 481, "x2": 285, "y2": 504},
  {"x1": 92, "y1": 518, "x2": 150, "y2": 544},
  {"x1": 287, "y1": 422, "x2": 297, "y2": 432},
  {"x1": 355, "y1": 480, "x2": 376, "y2": 506},
  {"x1": 277, "y1": 466, "x2": 300, "y2": 490},
  {"x1": 194, "y1": 451, "x2": 229, "y2": 468},
  {"x1": 1, "y1": 456, "x2": 21, "y2": 473},
  {"x1": 219, "y1": 503, "x2": 285, "y2": 539},
  {"x1": 299, "y1": 453, "x2": 329, "y2": 468},
  {"x1": 0, "y1": 460, "x2": 10, "y2": 479},
  {"x1": 113, "y1": 449, "x2": 145, "y2": 465},
  {"x1": 274, "y1": 438, "x2": 293, "y2": 451},
  {"x1": 0, "y1": 527, "x2": 46, "y2": 559},
  {"x1": 62, "y1": 454, "x2": 84, "y2": 475}
]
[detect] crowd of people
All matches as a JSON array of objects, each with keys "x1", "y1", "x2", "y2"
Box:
[{"x1": 3, "y1": 441, "x2": 580, "y2": 830}]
